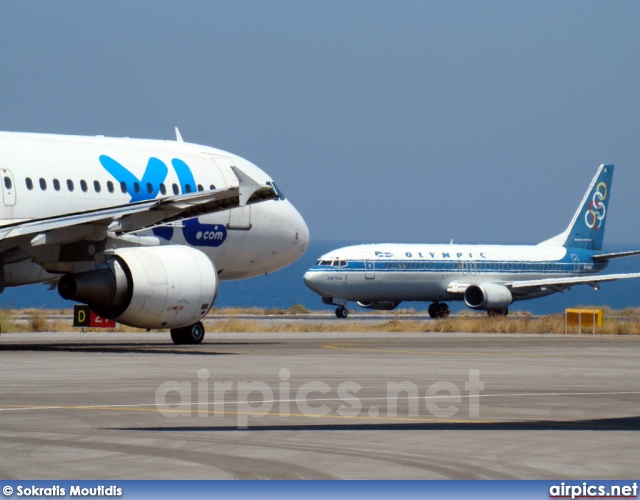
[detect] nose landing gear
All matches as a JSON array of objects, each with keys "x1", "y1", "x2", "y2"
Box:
[{"x1": 335, "y1": 306, "x2": 349, "y2": 319}]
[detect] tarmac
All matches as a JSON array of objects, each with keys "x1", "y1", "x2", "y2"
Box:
[{"x1": 0, "y1": 330, "x2": 639, "y2": 479}]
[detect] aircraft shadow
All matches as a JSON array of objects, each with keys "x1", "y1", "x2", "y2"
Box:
[
  {"x1": 0, "y1": 342, "x2": 242, "y2": 355},
  {"x1": 116, "y1": 415, "x2": 640, "y2": 432}
]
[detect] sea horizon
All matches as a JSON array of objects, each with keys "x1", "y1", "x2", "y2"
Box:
[{"x1": 2, "y1": 240, "x2": 640, "y2": 315}]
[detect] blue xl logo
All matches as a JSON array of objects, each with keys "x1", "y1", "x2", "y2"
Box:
[
  {"x1": 99, "y1": 155, "x2": 199, "y2": 203},
  {"x1": 100, "y1": 154, "x2": 228, "y2": 248}
]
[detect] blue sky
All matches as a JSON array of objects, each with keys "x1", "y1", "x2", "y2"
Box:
[{"x1": 1, "y1": 1, "x2": 638, "y2": 245}]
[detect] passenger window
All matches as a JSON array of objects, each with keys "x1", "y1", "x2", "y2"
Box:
[
  {"x1": 107, "y1": 181, "x2": 114, "y2": 193},
  {"x1": 172, "y1": 183, "x2": 179, "y2": 195},
  {"x1": 80, "y1": 180, "x2": 88, "y2": 192},
  {"x1": 67, "y1": 179, "x2": 74, "y2": 192},
  {"x1": 197, "y1": 184, "x2": 203, "y2": 192},
  {"x1": 53, "y1": 179, "x2": 60, "y2": 191},
  {"x1": 209, "y1": 184, "x2": 216, "y2": 190},
  {"x1": 4, "y1": 177, "x2": 12, "y2": 190},
  {"x1": 120, "y1": 181, "x2": 127, "y2": 194},
  {"x1": 39, "y1": 178, "x2": 47, "y2": 190},
  {"x1": 133, "y1": 182, "x2": 140, "y2": 194},
  {"x1": 25, "y1": 178, "x2": 33, "y2": 190},
  {"x1": 146, "y1": 182, "x2": 153, "y2": 194},
  {"x1": 160, "y1": 183, "x2": 166, "y2": 195},
  {"x1": 185, "y1": 184, "x2": 192, "y2": 193},
  {"x1": 94, "y1": 180, "x2": 101, "y2": 193}
]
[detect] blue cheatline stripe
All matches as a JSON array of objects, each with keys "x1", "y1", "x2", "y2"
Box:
[{"x1": 309, "y1": 259, "x2": 603, "y2": 276}]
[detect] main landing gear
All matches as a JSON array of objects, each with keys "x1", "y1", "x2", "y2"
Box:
[
  {"x1": 487, "y1": 308, "x2": 509, "y2": 317},
  {"x1": 170, "y1": 321, "x2": 205, "y2": 345},
  {"x1": 335, "y1": 306, "x2": 349, "y2": 319},
  {"x1": 428, "y1": 302, "x2": 450, "y2": 319}
]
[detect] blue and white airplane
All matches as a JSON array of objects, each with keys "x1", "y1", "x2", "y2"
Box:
[
  {"x1": 0, "y1": 130, "x2": 309, "y2": 342},
  {"x1": 304, "y1": 165, "x2": 640, "y2": 318}
]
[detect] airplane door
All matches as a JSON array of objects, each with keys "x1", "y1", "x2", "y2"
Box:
[
  {"x1": 228, "y1": 206, "x2": 252, "y2": 230},
  {"x1": 1, "y1": 169, "x2": 16, "y2": 206},
  {"x1": 571, "y1": 254, "x2": 580, "y2": 273},
  {"x1": 361, "y1": 252, "x2": 375, "y2": 279}
]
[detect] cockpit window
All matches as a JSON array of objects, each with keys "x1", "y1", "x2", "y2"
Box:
[
  {"x1": 266, "y1": 181, "x2": 286, "y2": 201},
  {"x1": 317, "y1": 259, "x2": 347, "y2": 268}
]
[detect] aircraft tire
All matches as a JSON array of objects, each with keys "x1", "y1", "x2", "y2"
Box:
[
  {"x1": 170, "y1": 328, "x2": 187, "y2": 345},
  {"x1": 428, "y1": 303, "x2": 438, "y2": 318},
  {"x1": 487, "y1": 308, "x2": 508, "y2": 317},
  {"x1": 336, "y1": 306, "x2": 349, "y2": 319},
  {"x1": 187, "y1": 322, "x2": 205, "y2": 344},
  {"x1": 438, "y1": 303, "x2": 450, "y2": 318}
]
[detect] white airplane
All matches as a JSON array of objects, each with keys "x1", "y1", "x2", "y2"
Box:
[
  {"x1": 304, "y1": 164, "x2": 640, "y2": 318},
  {"x1": 0, "y1": 130, "x2": 309, "y2": 342}
]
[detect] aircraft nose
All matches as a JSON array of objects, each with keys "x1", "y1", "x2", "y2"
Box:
[
  {"x1": 302, "y1": 269, "x2": 324, "y2": 295},
  {"x1": 281, "y1": 199, "x2": 309, "y2": 262},
  {"x1": 295, "y1": 209, "x2": 310, "y2": 251}
]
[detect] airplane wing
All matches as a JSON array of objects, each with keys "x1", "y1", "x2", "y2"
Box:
[
  {"x1": 0, "y1": 166, "x2": 277, "y2": 251},
  {"x1": 507, "y1": 273, "x2": 640, "y2": 292},
  {"x1": 592, "y1": 250, "x2": 640, "y2": 261},
  {"x1": 446, "y1": 273, "x2": 640, "y2": 297}
]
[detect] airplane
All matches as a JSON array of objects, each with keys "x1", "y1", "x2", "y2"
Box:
[
  {"x1": 0, "y1": 130, "x2": 309, "y2": 343},
  {"x1": 303, "y1": 164, "x2": 640, "y2": 319}
]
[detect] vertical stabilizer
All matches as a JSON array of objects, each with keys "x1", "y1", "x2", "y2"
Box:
[{"x1": 538, "y1": 164, "x2": 613, "y2": 250}]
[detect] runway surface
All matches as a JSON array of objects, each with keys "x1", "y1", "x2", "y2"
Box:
[{"x1": 1, "y1": 330, "x2": 639, "y2": 479}]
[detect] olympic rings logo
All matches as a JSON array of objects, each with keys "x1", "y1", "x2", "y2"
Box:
[{"x1": 584, "y1": 181, "x2": 607, "y2": 229}]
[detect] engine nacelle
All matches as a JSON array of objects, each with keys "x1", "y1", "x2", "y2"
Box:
[
  {"x1": 59, "y1": 246, "x2": 217, "y2": 329},
  {"x1": 464, "y1": 283, "x2": 512, "y2": 311},
  {"x1": 356, "y1": 301, "x2": 401, "y2": 311}
]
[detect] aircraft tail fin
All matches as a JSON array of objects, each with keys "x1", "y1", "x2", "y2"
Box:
[{"x1": 538, "y1": 164, "x2": 613, "y2": 251}]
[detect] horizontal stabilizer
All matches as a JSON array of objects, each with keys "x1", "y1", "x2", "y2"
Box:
[{"x1": 592, "y1": 250, "x2": 640, "y2": 261}]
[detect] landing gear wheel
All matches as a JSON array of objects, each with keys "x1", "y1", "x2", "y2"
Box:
[
  {"x1": 428, "y1": 303, "x2": 438, "y2": 318},
  {"x1": 438, "y1": 303, "x2": 450, "y2": 318},
  {"x1": 170, "y1": 328, "x2": 188, "y2": 345},
  {"x1": 170, "y1": 321, "x2": 205, "y2": 345},
  {"x1": 335, "y1": 306, "x2": 349, "y2": 319},
  {"x1": 187, "y1": 321, "x2": 205, "y2": 344},
  {"x1": 487, "y1": 308, "x2": 508, "y2": 317},
  {"x1": 429, "y1": 302, "x2": 450, "y2": 318}
]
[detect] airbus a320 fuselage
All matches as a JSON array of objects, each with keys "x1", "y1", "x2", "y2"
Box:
[{"x1": 0, "y1": 131, "x2": 309, "y2": 342}]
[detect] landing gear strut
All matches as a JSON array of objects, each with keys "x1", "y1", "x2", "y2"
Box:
[
  {"x1": 335, "y1": 306, "x2": 349, "y2": 319},
  {"x1": 170, "y1": 321, "x2": 205, "y2": 345},
  {"x1": 428, "y1": 302, "x2": 450, "y2": 319}
]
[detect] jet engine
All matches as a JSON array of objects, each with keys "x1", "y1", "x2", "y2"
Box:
[
  {"x1": 356, "y1": 301, "x2": 401, "y2": 311},
  {"x1": 58, "y1": 246, "x2": 217, "y2": 329},
  {"x1": 464, "y1": 283, "x2": 512, "y2": 311}
]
